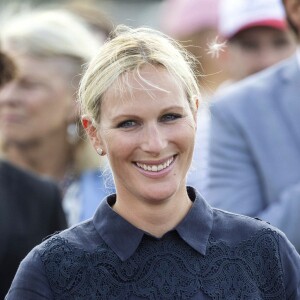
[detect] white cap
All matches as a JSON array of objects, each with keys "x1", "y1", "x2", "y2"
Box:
[{"x1": 219, "y1": 0, "x2": 287, "y2": 39}]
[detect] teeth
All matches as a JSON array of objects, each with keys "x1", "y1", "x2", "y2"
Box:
[{"x1": 136, "y1": 157, "x2": 174, "y2": 172}]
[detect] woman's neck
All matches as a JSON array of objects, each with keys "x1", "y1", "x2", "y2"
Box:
[{"x1": 112, "y1": 186, "x2": 192, "y2": 238}]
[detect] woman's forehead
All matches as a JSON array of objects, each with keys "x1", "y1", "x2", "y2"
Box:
[
  {"x1": 99, "y1": 66, "x2": 191, "y2": 119},
  {"x1": 105, "y1": 65, "x2": 184, "y2": 99}
]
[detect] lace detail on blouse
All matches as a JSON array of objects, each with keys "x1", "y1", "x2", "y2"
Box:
[{"x1": 40, "y1": 228, "x2": 285, "y2": 299}]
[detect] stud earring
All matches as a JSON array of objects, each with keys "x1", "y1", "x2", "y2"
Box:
[{"x1": 96, "y1": 148, "x2": 103, "y2": 156}]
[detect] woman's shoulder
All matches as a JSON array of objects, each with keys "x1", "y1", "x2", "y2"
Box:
[
  {"x1": 205, "y1": 208, "x2": 300, "y2": 298},
  {"x1": 31, "y1": 221, "x2": 109, "y2": 270},
  {"x1": 211, "y1": 207, "x2": 286, "y2": 244},
  {"x1": 208, "y1": 207, "x2": 300, "y2": 276},
  {"x1": 41, "y1": 218, "x2": 104, "y2": 251},
  {"x1": 6, "y1": 222, "x2": 111, "y2": 299}
]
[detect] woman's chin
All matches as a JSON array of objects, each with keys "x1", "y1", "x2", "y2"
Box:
[{"x1": 141, "y1": 184, "x2": 180, "y2": 204}]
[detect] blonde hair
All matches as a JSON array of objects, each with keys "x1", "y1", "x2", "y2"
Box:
[
  {"x1": 79, "y1": 25, "x2": 201, "y2": 125},
  {"x1": 0, "y1": 8, "x2": 100, "y2": 63}
]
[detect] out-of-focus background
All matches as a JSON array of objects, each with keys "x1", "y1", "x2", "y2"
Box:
[
  {"x1": 0, "y1": 0, "x2": 164, "y2": 29},
  {"x1": 99, "y1": 0, "x2": 163, "y2": 29}
]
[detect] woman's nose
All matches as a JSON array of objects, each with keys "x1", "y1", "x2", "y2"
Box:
[
  {"x1": 140, "y1": 123, "x2": 167, "y2": 154},
  {"x1": 0, "y1": 82, "x2": 20, "y2": 105}
]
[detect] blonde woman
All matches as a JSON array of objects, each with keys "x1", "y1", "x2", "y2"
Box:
[
  {"x1": 6, "y1": 25, "x2": 300, "y2": 299},
  {"x1": 0, "y1": 8, "x2": 113, "y2": 226}
]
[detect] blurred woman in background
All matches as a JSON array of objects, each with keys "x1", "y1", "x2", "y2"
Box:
[
  {"x1": 0, "y1": 50, "x2": 66, "y2": 299},
  {"x1": 0, "y1": 8, "x2": 113, "y2": 226}
]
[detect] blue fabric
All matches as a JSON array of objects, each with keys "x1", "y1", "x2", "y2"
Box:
[
  {"x1": 205, "y1": 55, "x2": 300, "y2": 251},
  {"x1": 6, "y1": 187, "x2": 300, "y2": 299},
  {"x1": 187, "y1": 108, "x2": 210, "y2": 194},
  {"x1": 80, "y1": 169, "x2": 115, "y2": 222}
]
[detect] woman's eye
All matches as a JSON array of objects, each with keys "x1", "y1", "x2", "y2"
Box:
[
  {"x1": 161, "y1": 113, "x2": 182, "y2": 122},
  {"x1": 117, "y1": 120, "x2": 137, "y2": 128}
]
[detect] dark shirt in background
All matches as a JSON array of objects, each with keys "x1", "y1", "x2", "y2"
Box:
[{"x1": 0, "y1": 160, "x2": 67, "y2": 299}]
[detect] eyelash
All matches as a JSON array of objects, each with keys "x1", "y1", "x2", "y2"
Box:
[
  {"x1": 160, "y1": 113, "x2": 182, "y2": 122},
  {"x1": 117, "y1": 113, "x2": 182, "y2": 129},
  {"x1": 117, "y1": 120, "x2": 137, "y2": 128}
]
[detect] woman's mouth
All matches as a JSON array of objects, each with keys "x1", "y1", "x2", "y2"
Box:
[{"x1": 135, "y1": 156, "x2": 175, "y2": 172}]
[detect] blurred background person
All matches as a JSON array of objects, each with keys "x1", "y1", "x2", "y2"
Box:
[
  {"x1": 62, "y1": 0, "x2": 113, "y2": 43},
  {"x1": 0, "y1": 50, "x2": 67, "y2": 299},
  {"x1": 161, "y1": 0, "x2": 228, "y2": 96},
  {"x1": 218, "y1": 0, "x2": 297, "y2": 86},
  {"x1": 205, "y1": 0, "x2": 300, "y2": 252},
  {"x1": 160, "y1": 0, "x2": 228, "y2": 194},
  {"x1": 0, "y1": 7, "x2": 113, "y2": 227},
  {"x1": 163, "y1": 0, "x2": 296, "y2": 196}
]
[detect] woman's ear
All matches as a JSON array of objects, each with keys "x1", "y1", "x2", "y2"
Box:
[
  {"x1": 81, "y1": 115, "x2": 104, "y2": 153},
  {"x1": 193, "y1": 98, "x2": 199, "y2": 128},
  {"x1": 195, "y1": 98, "x2": 199, "y2": 111}
]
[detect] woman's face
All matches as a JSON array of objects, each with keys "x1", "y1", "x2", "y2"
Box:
[
  {"x1": 93, "y1": 65, "x2": 197, "y2": 204},
  {"x1": 0, "y1": 52, "x2": 76, "y2": 146}
]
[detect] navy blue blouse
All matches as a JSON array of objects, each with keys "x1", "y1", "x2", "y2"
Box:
[{"x1": 6, "y1": 187, "x2": 300, "y2": 299}]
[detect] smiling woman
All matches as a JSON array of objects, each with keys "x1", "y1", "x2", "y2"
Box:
[
  {"x1": 87, "y1": 65, "x2": 197, "y2": 226},
  {"x1": 5, "y1": 25, "x2": 300, "y2": 299}
]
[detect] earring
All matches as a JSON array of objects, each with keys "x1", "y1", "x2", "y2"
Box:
[{"x1": 96, "y1": 148, "x2": 103, "y2": 156}]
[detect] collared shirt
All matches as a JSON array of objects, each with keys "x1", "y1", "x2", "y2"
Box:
[{"x1": 6, "y1": 187, "x2": 300, "y2": 299}]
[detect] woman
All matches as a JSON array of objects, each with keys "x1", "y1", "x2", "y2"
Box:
[
  {"x1": 6, "y1": 25, "x2": 300, "y2": 299},
  {"x1": 0, "y1": 8, "x2": 113, "y2": 226},
  {"x1": 0, "y1": 51, "x2": 67, "y2": 299}
]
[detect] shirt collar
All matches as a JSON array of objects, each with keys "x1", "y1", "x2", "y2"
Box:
[
  {"x1": 93, "y1": 187, "x2": 213, "y2": 261},
  {"x1": 176, "y1": 187, "x2": 213, "y2": 255}
]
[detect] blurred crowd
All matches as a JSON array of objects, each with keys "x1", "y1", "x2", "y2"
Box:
[{"x1": 1, "y1": 0, "x2": 299, "y2": 297}]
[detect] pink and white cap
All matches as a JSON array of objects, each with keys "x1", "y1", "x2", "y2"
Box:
[
  {"x1": 219, "y1": 0, "x2": 288, "y2": 39},
  {"x1": 160, "y1": 0, "x2": 220, "y2": 38}
]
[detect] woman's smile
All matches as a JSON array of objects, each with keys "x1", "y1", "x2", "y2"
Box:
[{"x1": 134, "y1": 155, "x2": 176, "y2": 175}]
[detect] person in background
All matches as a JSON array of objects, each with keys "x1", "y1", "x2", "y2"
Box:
[
  {"x1": 161, "y1": 0, "x2": 228, "y2": 95},
  {"x1": 160, "y1": 0, "x2": 227, "y2": 193},
  {"x1": 205, "y1": 0, "x2": 300, "y2": 252},
  {"x1": 6, "y1": 25, "x2": 300, "y2": 299},
  {"x1": 0, "y1": 8, "x2": 113, "y2": 226},
  {"x1": 0, "y1": 51, "x2": 67, "y2": 300},
  {"x1": 218, "y1": 0, "x2": 296, "y2": 85},
  {"x1": 63, "y1": 0, "x2": 113, "y2": 43}
]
